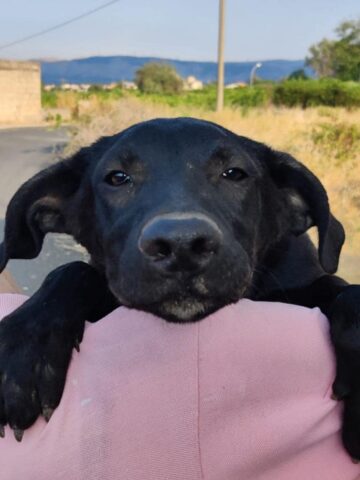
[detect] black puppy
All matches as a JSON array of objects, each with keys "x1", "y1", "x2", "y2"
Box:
[{"x1": 0, "y1": 118, "x2": 359, "y2": 458}]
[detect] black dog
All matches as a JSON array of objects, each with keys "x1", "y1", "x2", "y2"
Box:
[{"x1": 0, "y1": 118, "x2": 359, "y2": 458}]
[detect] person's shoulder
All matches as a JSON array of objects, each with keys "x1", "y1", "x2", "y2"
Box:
[
  {"x1": 0, "y1": 293, "x2": 28, "y2": 320},
  {"x1": 200, "y1": 299, "x2": 327, "y2": 333}
]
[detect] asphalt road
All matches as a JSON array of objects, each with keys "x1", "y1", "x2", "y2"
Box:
[{"x1": 0, "y1": 127, "x2": 87, "y2": 294}]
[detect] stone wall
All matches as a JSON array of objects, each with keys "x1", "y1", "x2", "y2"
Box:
[{"x1": 0, "y1": 60, "x2": 41, "y2": 124}]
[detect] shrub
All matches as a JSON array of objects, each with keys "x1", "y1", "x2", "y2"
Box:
[
  {"x1": 288, "y1": 69, "x2": 309, "y2": 80},
  {"x1": 88, "y1": 84, "x2": 103, "y2": 93},
  {"x1": 134, "y1": 85, "x2": 272, "y2": 111},
  {"x1": 225, "y1": 86, "x2": 271, "y2": 108},
  {"x1": 42, "y1": 89, "x2": 58, "y2": 108},
  {"x1": 273, "y1": 79, "x2": 360, "y2": 108},
  {"x1": 311, "y1": 121, "x2": 360, "y2": 162},
  {"x1": 135, "y1": 63, "x2": 183, "y2": 95}
]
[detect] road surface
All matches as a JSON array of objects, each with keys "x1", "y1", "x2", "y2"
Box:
[{"x1": 0, "y1": 127, "x2": 87, "y2": 294}]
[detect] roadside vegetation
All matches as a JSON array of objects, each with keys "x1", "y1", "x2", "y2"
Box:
[{"x1": 42, "y1": 79, "x2": 360, "y2": 114}]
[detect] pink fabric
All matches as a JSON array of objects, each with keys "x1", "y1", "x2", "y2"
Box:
[{"x1": 0, "y1": 294, "x2": 358, "y2": 480}]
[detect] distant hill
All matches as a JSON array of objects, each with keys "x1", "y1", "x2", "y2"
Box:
[{"x1": 41, "y1": 55, "x2": 312, "y2": 85}]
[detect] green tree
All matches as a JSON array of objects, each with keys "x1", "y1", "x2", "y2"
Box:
[
  {"x1": 135, "y1": 63, "x2": 183, "y2": 94},
  {"x1": 332, "y1": 20, "x2": 360, "y2": 81},
  {"x1": 306, "y1": 39, "x2": 336, "y2": 77},
  {"x1": 288, "y1": 69, "x2": 309, "y2": 80},
  {"x1": 306, "y1": 19, "x2": 360, "y2": 81}
]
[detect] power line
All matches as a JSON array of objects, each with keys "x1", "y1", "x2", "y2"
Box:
[{"x1": 0, "y1": 0, "x2": 122, "y2": 52}]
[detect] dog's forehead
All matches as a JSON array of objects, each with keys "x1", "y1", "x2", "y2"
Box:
[
  {"x1": 127, "y1": 117, "x2": 229, "y2": 140},
  {"x1": 111, "y1": 118, "x2": 239, "y2": 159}
]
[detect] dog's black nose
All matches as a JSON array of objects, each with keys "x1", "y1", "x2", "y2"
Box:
[{"x1": 138, "y1": 213, "x2": 223, "y2": 271}]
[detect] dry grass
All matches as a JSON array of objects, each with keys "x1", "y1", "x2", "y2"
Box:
[
  {"x1": 67, "y1": 97, "x2": 360, "y2": 265},
  {"x1": 67, "y1": 96, "x2": 182, "y2": 151},
  {"x1": 55, "y1": 91, "x2": 79, "y2": 114}
]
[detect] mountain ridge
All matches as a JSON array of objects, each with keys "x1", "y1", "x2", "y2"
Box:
[{"x1": 41, "y1": 55, "x2": 312, "y2": 85}]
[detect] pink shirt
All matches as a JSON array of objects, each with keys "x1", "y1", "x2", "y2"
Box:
[{"x1": 0, "y1": 294, "x2": 358, "y2": 480}]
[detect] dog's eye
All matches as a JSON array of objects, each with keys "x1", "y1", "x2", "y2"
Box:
[
  {"x1": 221, "y1": 168, "x2": 248, "y2": 181},
  {"x1": 104, "y1": 171, "x2": 131, "y2": 186}
]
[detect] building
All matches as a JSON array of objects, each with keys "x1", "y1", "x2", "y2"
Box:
[
  {"x1": 121, "y1": 81, "x2": 137, "y2": 90},
  {"x1": 183, "y1": 76, "x2": 203, "y2": 91},
  {"x1": 0, "y1": 60, "x2": 41, "y2": 125},
  {"x1": 225, "y1": 82, "x2": 248, "y2": 89}
]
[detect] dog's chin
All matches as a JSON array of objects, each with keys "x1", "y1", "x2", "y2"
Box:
[
  {"x1": 153, "y1": 298, "x2": 214, "y2": 323},
  {"x1": 109, "y1": 276, "x2": 251, "y2": 323},
  {"x1": 130, "y1": 295, "x2": 236, "y2": 323}
]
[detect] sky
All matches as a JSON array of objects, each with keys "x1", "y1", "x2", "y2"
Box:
[{"x1": 0, "y1": 0, "x2": 359, "y2": 62}]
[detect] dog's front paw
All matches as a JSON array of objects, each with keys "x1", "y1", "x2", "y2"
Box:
[
  {"x1": 329, "y1": 285, "x2": 360, "y2": 460},
  {"x1": 0, "y1": 304, "x2": 83, "y2": 441},
  {"x1": 332, "y1": 354, "x2": 360, "y2": 461},
  {"x1": 339, "y1": 391, "x2": 360, "y2": 462}
]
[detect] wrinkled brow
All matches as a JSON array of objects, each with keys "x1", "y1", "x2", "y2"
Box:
[
  {"x1": 208, "y1": 144, "x2": 262, "y2": 175},
  {"x1": 112, "y1": 148, "x2": 140, "y2": 169},
  {"x1": 208, "y1": 145, "x2": 236, "y2": 166}
]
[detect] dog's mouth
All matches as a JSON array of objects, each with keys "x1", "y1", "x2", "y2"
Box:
[
  {"x1": 110, "y1": 275, "x2": 251, "y2": 323},
  {"x1": 111, "y1": 281, "x2": 220, "y2": 323},
  {"x1": 160, "y1": 281, "x2": 252, "y2": 323},
  {"x1": 107, "y1": 254, "x2": 254, "y2": 323},
  {"x1": 144, "y1": 295, "x2": 217, "y2": 323}
]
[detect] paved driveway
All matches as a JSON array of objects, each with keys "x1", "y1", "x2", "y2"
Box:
[{"x1": 0, "y1": 127, "x2": 86, "y2": 294}]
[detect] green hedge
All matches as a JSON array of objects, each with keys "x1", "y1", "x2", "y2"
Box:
[
  {"x1": 134, "y1": 86, "x2": 215, "y2": 109},
  {"x1": 225, "y1": 86, "x2": 271, "y2": 108},
  {"x1": 134, "y1": 85, "x2": 271, "y2": 110},
  {"x1": 43, "y1": 80, "x2": 360, "y2": 111},
  {"x1": 273, "y1": 79, "x2": 360, "y2": 108},
  {"x1": 136, "y1": 80, "x2": 360, "y2": 110}
]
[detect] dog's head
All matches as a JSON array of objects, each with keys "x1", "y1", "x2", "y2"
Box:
[{"x1": 0, "y1": 118, "x2": 345, "y2": 321}]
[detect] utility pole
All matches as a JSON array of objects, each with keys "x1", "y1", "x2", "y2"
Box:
[{"x1": 216, "y1": 0, "x2": 226, "y2": 112}]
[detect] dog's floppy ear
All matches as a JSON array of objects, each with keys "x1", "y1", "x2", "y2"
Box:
[
  {"x1": 0, "y1": 146, "x2": 93, "y2": 272},
  {"x1": 0, "y1": 135, "x2": 117, "y2": 272},
  {"x1": 268, "y1": 150, "x2": 345, "y2": 274}
]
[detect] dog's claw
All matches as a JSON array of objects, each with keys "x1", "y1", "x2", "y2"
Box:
[
  {"x1": 0, "y1": 425, "x2": 5, "y2": 438},
  {"x1": 43, "y1": 406, "x2": 54, "y2": 422},
  {"x1": 331, "y1": 392, "x2": 339, "y2": 401},
  {"x1": 74, "y1": 339, "x2": 80, "y2": 352},
  {"x1": 13, "y1": 428, "x2": 24, "y2": 442}
]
